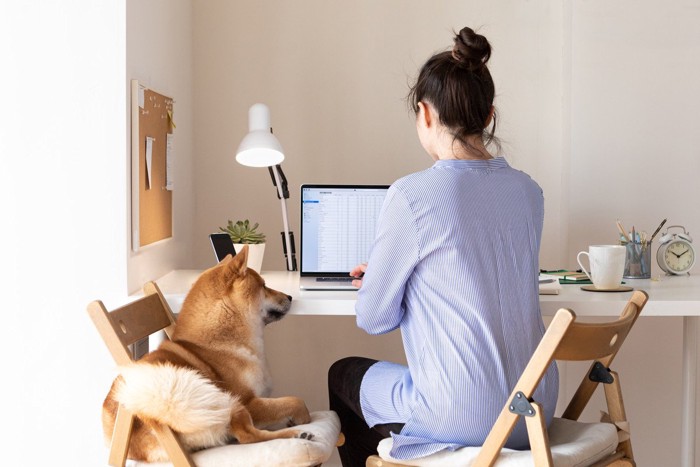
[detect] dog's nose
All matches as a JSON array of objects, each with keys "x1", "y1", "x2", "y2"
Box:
[{"x1": 286, "y1": 294, "x2": 292, "y2": 301}]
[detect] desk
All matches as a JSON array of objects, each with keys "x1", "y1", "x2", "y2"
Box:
[{"x1": 156, "y1": 270, "x2": 700, "y2": 467}]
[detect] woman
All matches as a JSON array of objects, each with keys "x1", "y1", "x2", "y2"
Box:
[{"x1": 328, "y1": 27, "x2": 558, "y2": 466}]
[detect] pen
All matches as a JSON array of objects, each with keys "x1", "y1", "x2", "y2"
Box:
[
  {"x1": 616, "y1": 220, "x2": 631, "y2": 243},
  {"x1": 650, "y1": 218, "x2": 667, "y2": 243}
]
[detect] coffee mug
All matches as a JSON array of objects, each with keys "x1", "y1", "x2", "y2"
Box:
[{"x1": 576, "y1": 245, "x2": 626, "y2": 290}]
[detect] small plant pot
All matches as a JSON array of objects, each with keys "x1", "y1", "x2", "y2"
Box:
[{"x1": 234, "y1": 243, "x2": 265, "y2": 273}]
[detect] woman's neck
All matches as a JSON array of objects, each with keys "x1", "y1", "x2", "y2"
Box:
[{"x1": 433, "y1": 134, "x2": 492, "y2": 161}]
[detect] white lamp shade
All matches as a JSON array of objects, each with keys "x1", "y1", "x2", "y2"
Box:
[{"x1": 235, "y1": 103, "x2": 285, "y2": 167}]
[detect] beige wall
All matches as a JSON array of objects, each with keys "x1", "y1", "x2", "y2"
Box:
[
  {"x1": 567, "y1": 1, "x2": 700, "y2": 263},
  {"x1": 126, "y1": 0, "x2": 196, "y2": 294},
  {"x1": 189, "y1": 2, "x2": 700, "y2": 466},
  {"x1": 562, "y1": 3, "x2": 700, "y2": 464},
  {"x1": 191, "y1": 0, "x2": 567, "y2": 271}
]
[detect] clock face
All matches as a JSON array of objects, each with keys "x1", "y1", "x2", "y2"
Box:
[{"x1": 664, "y1": 240, "x2": 695, "y2": 273}]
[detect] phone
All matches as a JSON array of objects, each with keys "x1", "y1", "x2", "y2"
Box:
[{"x1": 209, "y1": 233, "x2": 237, "y2": 262}]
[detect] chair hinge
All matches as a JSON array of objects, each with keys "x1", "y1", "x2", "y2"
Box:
[
  {"x1": 509, "y1": 391, "x2": 537, "y2": 417},
  {"x1": 588, "y1": 361, "x2": 614, "y2": 384}
]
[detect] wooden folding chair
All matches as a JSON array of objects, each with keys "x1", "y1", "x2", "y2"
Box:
[
  {"x1": 367, "y1": 290, "x2": 648, "y2": 467},
  {"x1": 89, "y1": 281, "x2": 342, "y2": 467},
  {"x1": 88, "y1": 282, "x2": 195, "y2": 467}
]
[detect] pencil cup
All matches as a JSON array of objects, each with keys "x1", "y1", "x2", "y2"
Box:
[{"x1": 623, "y1": 241, "x2": 651, "y2": 279}]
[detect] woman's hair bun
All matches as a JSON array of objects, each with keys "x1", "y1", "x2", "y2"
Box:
[{"x1": 452, "y1": 27, "x2": 491, "y2": 71}]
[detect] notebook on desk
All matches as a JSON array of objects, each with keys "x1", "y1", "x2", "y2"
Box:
[{"x1": 299, "y1": 184, "x2": 389, "y2": 290}]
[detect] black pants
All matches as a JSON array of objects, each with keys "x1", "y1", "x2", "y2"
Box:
[{"x1": 328, "y1": 356, "x2": 405, "y2": 467}]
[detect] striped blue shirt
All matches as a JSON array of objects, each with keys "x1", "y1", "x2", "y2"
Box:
[{"x1": 356, "y1": 157, "x2": 558, "y2": 460}]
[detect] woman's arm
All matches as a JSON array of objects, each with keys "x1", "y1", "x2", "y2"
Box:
[{"x1": 355, "y1": 187, "x2": 420, "y2": 334}]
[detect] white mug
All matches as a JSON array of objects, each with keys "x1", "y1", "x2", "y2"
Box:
[{"x1": 577, "y1": 245, "x2": 626, "y2": 290}]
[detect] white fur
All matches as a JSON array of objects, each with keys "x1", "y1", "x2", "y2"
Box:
[
  {"x1": 240, "y1": 302, "x2": 273, "y2": 396},
  {"x1": 236, "y1": 350, "x2": 271, "y2": 398},
  {"x1": 116, "y1": 363, "x2": 238, "y2": 449}
]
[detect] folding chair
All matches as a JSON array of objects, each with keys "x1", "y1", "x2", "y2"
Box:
[
  {"x1": 367, "y1": 290, "x2": 648, "y2": 466},
  {"x1": 88, "y1": 281, "x2": 341, "y2": 467}
]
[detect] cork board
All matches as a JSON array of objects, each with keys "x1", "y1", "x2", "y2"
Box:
[{"x1": 131, "y1": 80, "x2": 174, "y2": 250}]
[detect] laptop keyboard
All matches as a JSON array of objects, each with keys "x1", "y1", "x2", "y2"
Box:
[{"x1": 316, "y1": 277, "x2": 353, "y2": 282}]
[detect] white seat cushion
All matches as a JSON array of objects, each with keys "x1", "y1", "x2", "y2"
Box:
[
  {"x1": 127, "y1": 410, "x2": 341, "y2": 467},
  {"x1": 376, "y1": 417, "x2": 618, "y2": 466}
]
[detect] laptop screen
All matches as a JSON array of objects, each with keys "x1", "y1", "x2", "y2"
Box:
[{"x1": 300, "y1": 184, "x2": 389, "y2": 275}]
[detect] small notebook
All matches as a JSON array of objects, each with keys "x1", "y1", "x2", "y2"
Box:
[
  {"x1": 542, "y1": 270, "x2": 593, "y2": 285},
  {"x1": 539, "y1": 274, "x2": 562, "y2": 295}
]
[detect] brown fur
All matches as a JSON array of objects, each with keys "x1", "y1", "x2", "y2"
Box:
[{"x1": 101, "y1": 246, "x2": 311, "y2": 462}]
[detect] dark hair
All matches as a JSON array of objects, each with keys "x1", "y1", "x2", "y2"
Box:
[{"x1": 408, "y1": 27, "x2": 497, "y2": 151}]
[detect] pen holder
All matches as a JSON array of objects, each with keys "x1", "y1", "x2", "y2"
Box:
[{"x1": 623, "y1": 241, "x2": 651, "y2": 279}]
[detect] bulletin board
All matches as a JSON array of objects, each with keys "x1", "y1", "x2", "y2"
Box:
[{"x1": 131, "y1": 80, "x2": 175, "y2": 251}]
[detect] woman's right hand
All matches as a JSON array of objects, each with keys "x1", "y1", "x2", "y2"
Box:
[{"x1": 350, "y1": 263, "x2": 367, "y2": 289}]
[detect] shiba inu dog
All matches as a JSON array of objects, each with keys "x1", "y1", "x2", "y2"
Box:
[{"x1": 101, "y1": 246, "x2": 312, "y2": 462}]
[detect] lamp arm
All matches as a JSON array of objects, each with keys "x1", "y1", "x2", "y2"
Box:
[
  {"x1": 270, "y1": 165, "x2": 297, "y2": 271},
  {"x1": 268, "y1": 164, "x2": 290, "y2": 199}
]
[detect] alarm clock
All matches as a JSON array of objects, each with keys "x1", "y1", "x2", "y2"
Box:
[{"x1": 656, "y1": 225, "x2": 695, "y2": 275}]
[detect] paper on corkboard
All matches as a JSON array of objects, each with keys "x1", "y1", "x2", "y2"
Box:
[{"x1": 131, "y1": 80, "x2": 174, "y2": 250}]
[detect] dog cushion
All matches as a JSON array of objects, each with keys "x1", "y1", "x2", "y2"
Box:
[
  {"x1": 376, "y1": 417, "x2": 618, "y2": 466},
  {"x1": 127, "y1": 410, "x2": 341, "y2": 467}
]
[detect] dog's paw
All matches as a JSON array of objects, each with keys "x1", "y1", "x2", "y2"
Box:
[{"x1": 296, "y1": 431, "x2": 314, "y2": 441}]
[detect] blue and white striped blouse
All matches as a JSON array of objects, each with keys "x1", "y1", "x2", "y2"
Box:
[{"x1": 356, "y1": 157, "x2": 559, "y2": 460}]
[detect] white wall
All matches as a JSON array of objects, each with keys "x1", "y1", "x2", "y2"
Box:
[
  {"x1": 126, "y1": 0, "x2": 195, "y2": 293},
  {"x1": 0, "y1": 2, "x2": 127, "y2": 464},
  {"x1": 0, "y1": 1, "x2": 194, "y2": 464}
]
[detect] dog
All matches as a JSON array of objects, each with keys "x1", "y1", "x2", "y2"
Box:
[{"x1": 101, "y1": 246, "x2": 312, "y2": 462}]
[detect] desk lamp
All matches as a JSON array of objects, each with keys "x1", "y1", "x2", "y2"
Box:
[{"x1": 236, "y1": 103, "x2": 297, "y2": 271}]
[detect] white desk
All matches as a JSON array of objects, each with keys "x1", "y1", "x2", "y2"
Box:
[{"x1": 156, "y1": 270, "x2": 700, "y2": 467}]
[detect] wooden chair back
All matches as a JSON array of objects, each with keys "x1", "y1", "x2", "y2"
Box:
[
  {"x1": 366, "y1": 290, "x2": 648, "y2": 467},
  {"x1": 477, "y1": 289, "x2": 648, "y2": 466},
  {"x1": 87, "y1": 281, "x2": 195, "y2": 467}
]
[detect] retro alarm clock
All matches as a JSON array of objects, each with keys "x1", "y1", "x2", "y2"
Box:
[{"x1": 657, "y1": 225, "x2": 696, "y2": 275}]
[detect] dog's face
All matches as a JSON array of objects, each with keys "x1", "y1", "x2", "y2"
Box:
[
  {"x1": 223, "y1": 246, "x2": 292, "y2": 325},
  {"x1": 180, "y1": 246, "x2": 292, "y2": 333}
]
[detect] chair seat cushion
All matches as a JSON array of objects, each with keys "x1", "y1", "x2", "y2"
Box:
[
  {"x1": 127, "y1": 410, "x2": 340, "y2": 467},
  {"x1": 376, "y1": 417, "x2": 618, "y2": 466}
]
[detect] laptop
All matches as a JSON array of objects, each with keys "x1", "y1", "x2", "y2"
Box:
[{"x1": 299, "y1": 184, "x2": 389, "y2": 290}]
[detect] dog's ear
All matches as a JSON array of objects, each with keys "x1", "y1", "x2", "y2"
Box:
[
  {"x1": 227, "y1": 244, "x2": 249, "y2": 274},
  {"x1": 218, "y1": 246, "x2": 248, "y2": 288},
  {"x1": 219, "y1": 254, "x2": 234, "y2": 264}
]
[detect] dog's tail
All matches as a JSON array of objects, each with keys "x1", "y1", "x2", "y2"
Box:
[{"x1": 115, "y1": 362, "x2": 237, "y2": 434}]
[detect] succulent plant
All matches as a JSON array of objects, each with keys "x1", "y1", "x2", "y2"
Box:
[{"x1": 220, "y1": 219, "x2": 266, "y2": 244}]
